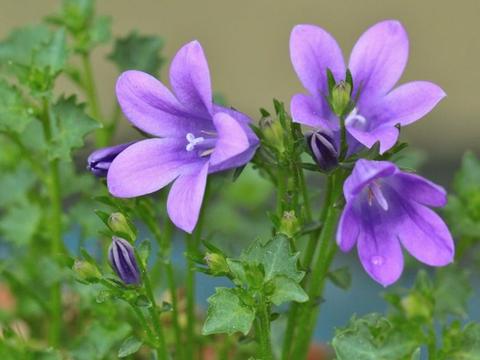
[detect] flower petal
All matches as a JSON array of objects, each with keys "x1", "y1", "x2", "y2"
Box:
[
  {"x1": 107, "y1": 138, "x2": 198, "y2": 198},
  {"x1": 169, "y1": 40, "x2": 212, "y2": 116},
  {"x1": 349, "y1": 20, "x2": 409, "y2": 102},
  {"x1": 116, "y1": 70, "x2": 213, "y2": 137},
  {"x1": 372, "y1": 81, "x2": 446, "y2": 127},
  {"x1": 344, "y1": 159, "x2": 397, "y2": 201},
  {"x1": 347, "y1": 124, "x2": 399, "y2": 154},
  {"x1": 290, "y1": 24, "x2": 345, "y2": 97},
  {"x1": 388, "y1": 172, "x2": 447, "y2": 207},
  {"x1": 290, "y1": 94, "x2": 339, "y2": 131},
  {"x1": 167, "y1": 161, "x2": 209, "y2": 233},
  {"x1": 337, "y1": 202, "x2": 361, "y2": 251},
  {"x1": 209, "y1": 113, "x2": 251, "y2": 168},
  {"x1": 398, "y1": 201, "x2": 454, "y2": 266}
]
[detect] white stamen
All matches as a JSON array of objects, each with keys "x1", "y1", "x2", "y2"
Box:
[
  {"x1": 185, "y1": 133, "x2": 205, "y2": 151},
  {"x1": 368, "y1": 182, "x2": 389, "y2": 211},
  {"x1": 200, "y1": 149, "x2": 214, "y2": 157},
  {"x1": 345, "y1": 107, "x2": 367, "y2": 127}
]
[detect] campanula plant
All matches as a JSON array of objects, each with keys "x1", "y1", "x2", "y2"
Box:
[{"x1": 0, "y1": 1, "x2": 478, "y2": 359}]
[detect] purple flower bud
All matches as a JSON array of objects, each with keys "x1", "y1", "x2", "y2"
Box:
[
  {"x1": 307, "y1": 130, "x2": 338, "y2": 171},
  {"x1": 87, "y1": 142, "x2": 134, "y2": 177},
  {"x1": 108, "y1": 236, "x2": 141, "y2": 285}
]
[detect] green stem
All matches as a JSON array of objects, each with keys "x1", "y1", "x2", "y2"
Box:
[
  {"x1": 166, "y1": 259, "x2": 183, "y2": 359},
  {"x1": 256, "y1": 294, "x2": 273, "y2": 360},
  {"x1": 135, "y1": 250, "x2": 169, "y2": 360},
  {"x1": 129, "y1": 303, "x2": 155, "y2": 344},
  {"x1": 40, "y1": 99, "x2": 63, "y2": 347},
  {"x1": 339, "y1": 114, "x2": 348, "y2": 161},
  {"x1": 290, "y1": 175, "x2": 343, "y2": 359}
]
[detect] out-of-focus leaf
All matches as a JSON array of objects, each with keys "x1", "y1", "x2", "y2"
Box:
[
  {"x1": 202, "y1": 287, "x2": 255, "y2": 336},
  {"x1": 434, "y1": 266, "x2": 471, "y2": 318},
  {"x1": 327, "y1": 266, "x2": 352, "y2": 290},
  {"x1": 118, "y1": 336, "x2": 142, "y2": 358},
  {"x1": 0, "y1": 201, "x2": 41, "y2": 245},
  {"x1": 0, "y1": 163, "x2": 36, "y2": 206},
  {"x1": 0, "y1": 80, "x2": 36, "y2": 133},
  {"x1": 439, "y1": 321, "x2": 480, "y2": 359},
  {"x1": 108, "y1": 31, "x2": 164, "y2": 74}
]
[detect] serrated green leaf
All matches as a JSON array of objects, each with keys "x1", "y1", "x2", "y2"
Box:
[
  {"x1": 439, "y1": 322, "x2": 480, "y2": 359},
  {"x1": 0, "y1": 163, "x2": 36, "y2": 206},
  {"x1": 108, "y1": 31, "x2": 164, "y2": 74},
  {"x1": 0, "y1": 201, "x2": 41, "y2": 245},
  {"x1": 241, "y1": 234, "x2": 304, "y2": 282},
  {"x1": 270, "y1": 276, "x2": 308, "y2": 306},
  {"x1": 202, "y1": 287, "x2": 255, "y2": 336},
  {"x1": 0, "y1": 80, "x2": 36, "y2": 133},
  {"x1": 333, "y1": 314, "x2": 420, "y2": 360},
  {"x1": 226, "y1": 258, "x2": 247, "y2": 285},
  {"x1": 35, "y1": 28, "x2": 67, "y2": 76},
  {"x1": 328, "y1": 266, "x2": 352, "y2": 290},
  {"x1": 434, "y1": 266, "x2": 471, "y2": 318},
  {"x1": 48, "y1": 96, "x2": 100, "y2": 161},
  {"x1": 118, "y1": 336, "x2": 143, "y2": 358}
]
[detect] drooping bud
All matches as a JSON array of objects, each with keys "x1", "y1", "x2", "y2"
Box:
[
  {"x1": 108, "y1": 212, "x2": 136, "y2": 242},
  {"x1": 204, "y1": 252, "x2": 229, "y2": 276},
  {"x1": 330, "y1": 81, "x2": 352, "y2": 117},
  {"x1": 87, "y1": 142, "x2": 133, "y2": 177},
  {"x1": 279, "y1": 210, "x2": 300, "y2": 238},
  {"x1": 307, "y1": 130, "x2": 338, "y2": 171},
  {"x1": 108, "y1": 237, "x2": 141, "y2": 285},
  {"x1": 259, "y1": 114, "x2": 285, "y2": 153},
  {"x1": 73, "y1": 260, "x2": 101, "y2": 282}
]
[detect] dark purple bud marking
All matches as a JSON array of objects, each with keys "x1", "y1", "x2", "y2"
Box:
[
  {"x1": 108, "y1": 236, "x2": 141, "y2": 285},
  {"x1": 307, "y1": 130, "x2": 338, "y2": 171},
  {"x1": 87, "y1": 142, "x2": 134, "y2": 177}
]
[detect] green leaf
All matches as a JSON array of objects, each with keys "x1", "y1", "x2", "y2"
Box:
[
  {"x1": 269, "y1": 276, "x2": 308, "y2": 306},
  {"x1": 0, "y1": 163, "x2": 36, "y2": 206},
  {"x1": 0, "y1": 201, "x2": 41, "y2": 245},
  {"x1": 48, "y1": 96, "x2": 100, "y2": 161},
  {"x1": 108, "y1": 31, "x2": 164, "y2": 74},
  {"x1": 202, "y1": 287, "x2": 255, "y2": 336},
  {"x1": 439, "y1": 322, "x2": 480, "y2": 359},
  {"x1": 35, "y1": 28, "x2": 67, "y2": 76},
  {"x1": 118, "y1": 336, "x2": 143, "y2": 358},
  {"x1": 241, "y1": 234, "x2": 304, "y2": 282},
  {"x1": 0, "y1": 80, "x2": 36, "y2": 133},
  {"x1": 327, "y1": 266, "x2": 352, "y2": 290},
  {"x1": 226, "y1": 258, "x2": 247, "y2": 285},
  {"x1": 434, "y1": 266, "x2": 471, "y2": 318},
  {"x1": 333, "y1": 314, "x2": 421, "y2": 360}
]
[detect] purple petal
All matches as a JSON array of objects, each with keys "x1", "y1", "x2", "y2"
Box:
[
  {"x1": 116, "y1": 70, "x2": 214, "y2": 137},
  {"x1": 290, "y1": 24, "x2": 345, "y2": 98},
  {"x1": 169, "y1": 40, "x2": 212, "y2": 116},
  {"x1": 167, "y1": 161, "x2": 209, "y2": 233},
  {"x1": 388, "y1": 172, "x2": 447, "y2": 207},
  {"x1": 209, "y1": 112, "x2": 251, "y2": 167},
  {"x1": 347, "y1": 124, "x2": 399, "y2": 154},
  {"x1": 337, "y1": 202, "x2": 360, "y2": 251},
  {"x1": 398, "y1": 201, "x2": 454, "y2": 266},
  {"x1": 349, "y1": 20, "x2": 409, "y2": 103},
  {"x1": 290, "y1": 94, "x2": 339, "y2": 131},
  {"x1": 372, "y1": 81, "x2": 446, "y2": 127},
  {"x1": 107, "y1": 138, "x2": 198, "y2": 198},
  {"x1": 343, "y1": 159, "x2": 397, "y2": 201}
]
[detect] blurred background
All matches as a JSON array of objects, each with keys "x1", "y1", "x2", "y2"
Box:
[
  {"x1": 2, "y1": 0, "x2": 480, "y2": 185},
  {"x1": 1, "y1": 0, "x2": 480, "y2": 346}
]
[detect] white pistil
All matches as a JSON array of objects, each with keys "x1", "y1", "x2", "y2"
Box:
[
  {"x1": 186, "y1": 133, "x2": 205, "y2": 151},
  {"x1": 345, "y1": 107, "x2": 367, "y2": 128}
]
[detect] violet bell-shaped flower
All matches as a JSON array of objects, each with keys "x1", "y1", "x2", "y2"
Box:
[
  {"x1": 107, "y1": 40, "x2": 259, "y2": 233},
  {"x1": 306, "y1": 129, "x2": 338, "y2": 171},
  {"x1": 87, "y1": 142, "x2": 134, "y2": 177},
  {"x1": 337, "y1": 159, "x2": 454, "y2": 286},
  {"x1": 108, "y1": 236, "x2": 141, "y2": 285},
  {"x1": 290, "y1": 20, "x2": 446, "y2": 154}
]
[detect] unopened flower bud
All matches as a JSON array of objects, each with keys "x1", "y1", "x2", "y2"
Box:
[
  {"x1": 279, "y1": 211, "x2": 300, "y2": 238},
  {"x1": 259, "y1": 115, "x2": 285, "y2": 152},
  {"x1": 307, "y1": 130, "x2": 338, "y2": 171},
  {"x1": 108, "y1": 237, "x2": 141, "y2": 285},
  {"x1": 204, "y1": 252, "x2": 229, "y2": 275},
  {"x1": 108, "y1": 212, "x2": 136, "y2": 241},
  {"x1": 73, "y1": 260, "x2": 101, "y2": 282},
  {"x1": 87, "y1": 142, "x2": 133, "y2": 177},
  {"x1": 330, "y1": 81, "x2": 351, "y2": 117}
]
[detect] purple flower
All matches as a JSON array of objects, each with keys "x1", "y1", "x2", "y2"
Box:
[
  {"x1": 108, "y1": 236, "x2": 141, "y2": 285},
  {"x1": 307, "y1": 129, "x2": 338, "y2": 171},
  {"x1": 87, "y1": 142, "x2": 134, "y2": 177},
  {"x1": 107, "y1": 41, "x2": 259, "y2": 233},
  {"x1": 290, "y1": 20, "x2": 446, "y2": 154},
  {"x1": 337, "y1": 159, "x2": 454, "y2": 286}
]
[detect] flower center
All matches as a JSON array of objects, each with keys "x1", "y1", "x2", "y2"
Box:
[
  {"x1": 185, "y1": 131, "x2": 217, "y2": 157},
  {"x1": 367, "y1": 182, "x2": 389, "y2": 211},
  {"x1": 186, "y1": 133, "x2": 205, "y2": 151},
  {"x1": 345, "y1": 107, "x2": 367, "y2": 129}
]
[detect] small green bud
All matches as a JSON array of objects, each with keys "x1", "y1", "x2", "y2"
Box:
[
  {"x1": 73, "y1": 260, "x2": 101, "y2": 282},
  {"x1": 204, "y1": 252, "x2": 229, "y2": 275},
  {"x1": 259, "y1": 115, "x2": 285, "y2": 153},
  {"x1": 108, "y1": 212, "x2": 136, "y2": 241},
  {"x1": 279, "y1": 211, "x2": 300, "y2": 238},
  {"x1": 330, "y1": 81, "x2": 352, "y2": 117},
  {"x1": 401, "y1": 293, "x2": 432, "y2": 320}
]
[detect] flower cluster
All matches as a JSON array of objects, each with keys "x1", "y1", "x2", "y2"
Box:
[{"x1": 89, "y1": 20, "x2": 454, "y2": 286}]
